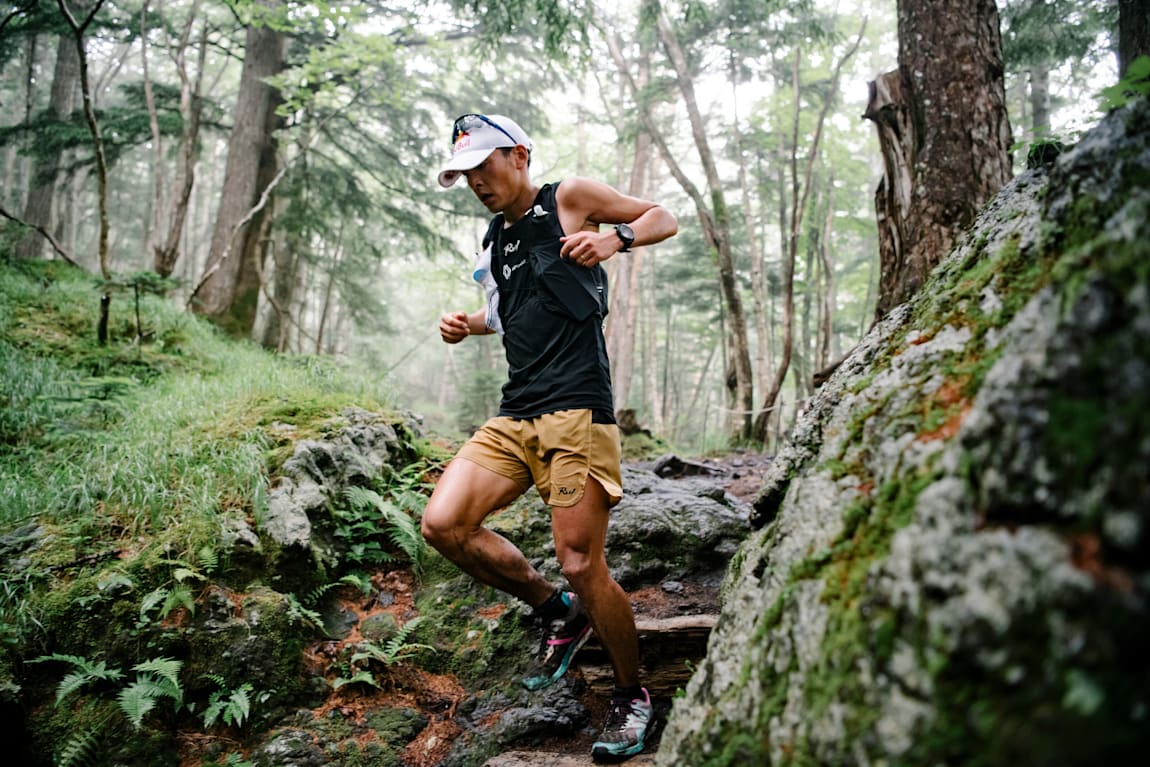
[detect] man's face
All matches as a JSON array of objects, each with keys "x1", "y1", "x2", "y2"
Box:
[{"x1": 463, "y1": 148, "x2": 521, "y2": 213}]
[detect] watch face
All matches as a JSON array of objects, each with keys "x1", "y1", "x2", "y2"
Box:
[{"x1": 617, "y1": 223, "x2": 635, "y2": 245}]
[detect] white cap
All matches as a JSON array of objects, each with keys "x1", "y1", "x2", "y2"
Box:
[{"x1": 438, "y1": 114, "x2": 532, "y2": 188}]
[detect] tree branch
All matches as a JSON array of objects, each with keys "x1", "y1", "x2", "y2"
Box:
[
  {"x1": 1, "y1": 0, "x2": 37, "y2": 35},
  {"x1": 0, "y1": 205, "x2": 84, "y2": 268}
]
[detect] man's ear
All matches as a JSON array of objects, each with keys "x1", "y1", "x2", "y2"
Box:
[{"x1": 513, "y1": 144, "x2": 531, "y2": 169}]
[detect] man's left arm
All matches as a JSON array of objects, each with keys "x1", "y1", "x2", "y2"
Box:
[{"x1": 557, "y1": 178, "x2": 678, "y2": 267}]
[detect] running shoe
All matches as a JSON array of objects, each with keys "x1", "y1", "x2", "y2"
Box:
[
  {"x1": 591, "y1": 687, "x2": 654, "y2": 762},
  {"x1": 521, "y1": 591, "x2": 591, "y2": 691}
]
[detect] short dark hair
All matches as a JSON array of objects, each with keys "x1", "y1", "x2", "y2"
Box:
[{"x1": 499, "y1": 146, "x2": 531, "y2": 167}]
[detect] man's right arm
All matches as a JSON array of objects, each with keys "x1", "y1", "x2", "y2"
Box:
[{"x1": 439, "y1": 309, "x2": 491, "y2": 343}]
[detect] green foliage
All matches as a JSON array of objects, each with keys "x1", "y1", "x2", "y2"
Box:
[
  {"x1": 339, "y1": 483, "x2": 427, "y2": 573},
  {"x1": 0, "y1": 260, "x2": 396, "y2": 535},
  {"x1": 56, "y1": 722, "x2": 108, "y2": 767},
  {"x1": 199, "y1": 676, "x2": 258, "y2": 729},
  {"x1": 332, "y1": 617, "x2": 433, "y2": 690},
  {"x1": 453, "y1": 0, "x2": 584, "y2": 57},
  {"x1": 282, "y1": 592, "x2": 326, "y2": 632},
  {"x1": 30, "y1": 653, "x2": 126, "y2": 706},
  {"x1": 0, "y1": 570, "x2": 42, "y2": 652},
  {"x1": 1100, "y1": 56, "x2": 1150, "y2": 112}
]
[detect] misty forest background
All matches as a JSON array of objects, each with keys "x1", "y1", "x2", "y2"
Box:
[{"x1": 0, "y1": 0, "x2": 1119, "y2": 454}]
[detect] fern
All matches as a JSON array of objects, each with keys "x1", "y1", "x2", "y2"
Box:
[
  {"x1": 29, "y1": 654, "x2": 124, "y2": 705},
  {"x1": 341, "y1": 486, "x2": 427, "y2": 573},
  {"x1": 339, "y1": 571, "x2": 373, "y2": 596},
  {"x1": 349, "y1": 617, "x2": 433, "y2": 667},
  {"x1": 383, "y1": 505, "x2": 425, "y2": 574},
  {"x1": 133, "y1": 657, "x2": 183, "y2": 700},
  {"x1": 201, "y1": 682, "x2": 253, "y2": 729},
  {"x1": 381, "y1": 617, "x2": 433, "y2": 663},
  {"x1": 118, "y1": 679, "x2": 163, "y2": 729},
  {"x1": 283, "y1": 592, "x2": 325, "y2": 631},
  {"x1": 56, "y1": 721, "x2": 105, "y2": 767},
  {"x1": 196, "y1": 544, "x2": 220, "y2": 575},
  {"x1": 161, "y1": 584, "x2": 195, "y2": 619},
  {"x1": 138, "y1": 586, "x2": 168, "y2": 622},
  {"x1": 331, "y1": 669, "x2": 380, "y2": 690}
]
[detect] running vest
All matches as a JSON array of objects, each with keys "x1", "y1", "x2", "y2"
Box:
[{"x1": 483, "y1": 182, "x2": 615, "y2": 423}]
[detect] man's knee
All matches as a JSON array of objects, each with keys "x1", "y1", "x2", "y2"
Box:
[
  {"x1": 421, "y1": 499, "x2": 457, "y2": 551},
  {"x1": 559, "y1": 550, "x2": 607, "y2": 590}
]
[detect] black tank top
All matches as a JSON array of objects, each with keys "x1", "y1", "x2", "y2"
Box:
[{"x1": 485, "y1": 182, "x2": 615, "y2": 423}]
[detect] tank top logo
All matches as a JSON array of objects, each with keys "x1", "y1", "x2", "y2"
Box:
[{"x1": 502, "y1": 238, "x2": 525, "y2": 280}]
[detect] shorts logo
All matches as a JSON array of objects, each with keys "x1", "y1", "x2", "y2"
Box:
[{"x1": 557, "y1": 486, "x2": 576, "y2": 496}]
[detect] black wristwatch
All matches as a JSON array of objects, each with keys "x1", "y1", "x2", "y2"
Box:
[{"x1": 614, "y1": 223, "x2": 635, "y2": 252}]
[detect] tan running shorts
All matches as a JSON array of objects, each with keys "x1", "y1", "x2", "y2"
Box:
[{"x1": 455, "y1": 409, "x2": 623, "y2": 507}]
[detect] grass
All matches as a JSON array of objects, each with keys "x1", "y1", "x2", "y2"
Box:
[{"x1": 0, "y1": 260, "x2": 398, "y2": 551}]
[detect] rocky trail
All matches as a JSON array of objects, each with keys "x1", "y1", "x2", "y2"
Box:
[{"x1": 479, "y1": 452, "x2": 771, "y2": 766}]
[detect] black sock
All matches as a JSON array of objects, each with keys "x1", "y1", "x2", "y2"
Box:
[
  {"x1": 536, "y1": 589, "x2": 569, "y2": 619},
  {"x1": 613, "y1": 684, "x2": 643, "y2": 702}
]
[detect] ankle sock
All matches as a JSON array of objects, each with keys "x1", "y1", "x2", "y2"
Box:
[
  {"x1": 613, "y1": 684, "x2": 643, "y2": 702},
  {"x1": 536, "y1": 589, "x2": 570, "y2": 619}
]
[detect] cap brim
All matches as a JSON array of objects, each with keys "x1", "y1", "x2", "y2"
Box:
[{"x1": 437, "y1": 147, "x2": 498, "y2": 188}]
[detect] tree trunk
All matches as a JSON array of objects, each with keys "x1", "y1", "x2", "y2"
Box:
[
  {"x1": 652, "y1": 10, "x2": 754, "y2": 442},
  {"x1": 731, "y1": 50, "x2": 770, "y2": 424},
  {"x1": 1028, "y1": 61, "x2": 1051, "y2": 137},
  {"x1": 866, "y1": 0, "x2": 1013, "y2": 319},
  {"x1": 152, "y1": 0, "x2": 206, "y2": 278},
  {"x1": 15, "y1": 32, "x2": 79, "y2": 260},
  {"x1": 606, "y1": 132, "x2": 650, "y2": 413},
  {"x1": 192, "y1": 0, "x2": 285, "y2": 337},
  {"x1": 604, "y1": 43, "x2": 653, "y2": 415},
  {"x1": 259, "y1": 199, "x2": 301, "y2": 352},
  {"x1": 1118, "y1": 0, "x2": 1150, "y2": 77},
  {"x1": 751, "y1": 22, "x2": 865, "y2": 444},
  {"x1": 818, "y1": 182, "x2": 836, "y2": 369}
]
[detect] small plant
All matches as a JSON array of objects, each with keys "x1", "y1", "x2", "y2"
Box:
[
  {"x1": 31, "y1": 653, "x2": 125, "y2": 704},
  {"x1": 332, "y1": 617, "x2": 433, "y2": 690},
  {"x1": 203, "y1": 755, "x2": 255, "y2": 767},
  {"x1": 117, "y1": 657, "x2": 184, "y2": 728},
  {"x1": 198, "y1": 674, "x2": 265, "y2": 729},
  {"x1": 339, "y1": 485, "x2": 427, "y2": 572},
  {"x1": 283, "y1": 592, "x2": 326, "y2": 632},
  {"x1": 30, "y1": 653, "x2": 184, "y2": 729}
]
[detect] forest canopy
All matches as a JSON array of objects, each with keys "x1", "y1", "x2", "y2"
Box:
[{"x1": 0, "y1": 0, "x2": 1124, "y2": 451}]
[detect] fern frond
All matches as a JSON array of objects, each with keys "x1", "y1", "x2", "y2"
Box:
[
  {"x1": 161, "y1": 584, "x2": 196, "y2": 618},
  {"x1": 139, "y1": 587, "x2": 168, "y2": 620},
  {"x1": 30, "y1": 653, "x2": 96, "y2": 670},
  {"x1": 201, "y1": 672, "x2": 227, "y2": 689},
  {"x1": 56, "y1": 722, "x2": 104, "y2": 767},
  {"x1": 380, "y1": 506, "x2": 426, "y2": 573},
  {"x1": 196, "y1": 544, "x2": 220, "y2": 574},
  {"x1": 222, "y1": 684, "x2": 252, "y2": 727},
  {"x1": 118, "y1": 680, "x2": 162, "y2": 729},
  {"x1": 283, "y1": 593, "x2": 325, "y2": 631},
  {"x1": 172, "y1": 567, "x2": 205, "y2": 584},
  {"x1": 134, "y1": 657, "x2": 183, "y2": 688},
  {"x1": 132, "y1": 658, "x2": 184, "y2": 707},
  {"x1": 304, "y1": 581, "x2": 339, "y2": 607},
  {"x1": 331, "y1": 670, "x2": 379, "y2": 690},
  {"x1": 343, "y1": 485, "x2": 385, "y2": 511},
  {"x1": 382, "y1": 617, "x2": 433, "y2": 663},
  {"x1": 29, "y1": 655, "x2": 124, "y2": 705},
  {"x1": 339, "y1": 572, "x2": 373, "y2": 595}
]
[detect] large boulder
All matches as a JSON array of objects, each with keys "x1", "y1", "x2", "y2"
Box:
[{"x1": 656, "y1": 100, "x2": 1150, "y2": 765}]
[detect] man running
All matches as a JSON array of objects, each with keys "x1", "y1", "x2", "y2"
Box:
[{"x1": 422, "y1": 113, "x2": 677, "y2": 761}]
